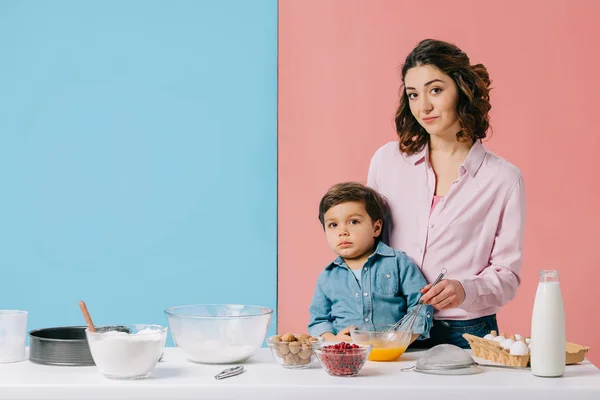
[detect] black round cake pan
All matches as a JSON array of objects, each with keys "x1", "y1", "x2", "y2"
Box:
[{"x1": 29, "y1": 326, "x2": 95, "y2": 366}]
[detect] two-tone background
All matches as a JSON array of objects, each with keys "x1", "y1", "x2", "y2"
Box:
[{"x1": 2, "y1": 0, "x2": 598, "y2": 364}]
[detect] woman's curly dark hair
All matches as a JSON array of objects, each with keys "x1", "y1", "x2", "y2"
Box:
[{"x1": 395, "y1": 39, "x2": 492, "y2": 155}]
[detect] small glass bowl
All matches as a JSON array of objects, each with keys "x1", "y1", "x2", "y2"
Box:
[
  {"x1": 350, "y1": 324, "x2": 412, "y2": 362},
  {"x1": 313, "y1": 341, "x2": 371, "y2": 377},
  {"x1": 267, "y1": 334, "x2": 323, "y2": 369}
]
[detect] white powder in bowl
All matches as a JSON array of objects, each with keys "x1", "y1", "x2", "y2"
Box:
[
  {"x1": 88, "y1": 329, "x2": 164, "y2": 378},
  {"x1": 136, "y1": 328, "x2": 161, "y2": 335},
  {"x1": 182, "y1": 339, "x2": 254, "y2": 363},
  {"x1": 102, "y1": 331, "x2": 129, "y2": 336}
]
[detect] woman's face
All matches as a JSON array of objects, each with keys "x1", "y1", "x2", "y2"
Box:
[{"x1": 404, "y1": 65, "x2": 461, "y2": 139}]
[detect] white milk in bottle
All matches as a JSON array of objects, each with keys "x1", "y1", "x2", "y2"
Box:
[{"x1": 530, "y1": 269, "x2": 566, "y2": 377}]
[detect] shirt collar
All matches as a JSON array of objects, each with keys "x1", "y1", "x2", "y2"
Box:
[
  {"x1": 461, "y1": 140, "x2": 487, "y2": 177},
  {"x1": 403, "y1": 145, "x2": 427, "y2": 166},
  {"x1": 404, "y1": 140, "x2": 487, "y2": 177},
  {"x1": 325, "y1": 241, "x2": 395, "y2": 270}
]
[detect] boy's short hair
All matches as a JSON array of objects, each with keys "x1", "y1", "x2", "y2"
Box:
[{"x1": 318, "y1": 182, "x2": 390, "y2": 239}]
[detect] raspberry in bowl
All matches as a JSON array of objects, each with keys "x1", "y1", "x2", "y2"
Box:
[{"x1": 313, "y1": 342, "x2": 371, "y2": 377}]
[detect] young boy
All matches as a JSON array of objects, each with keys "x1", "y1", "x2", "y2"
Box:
[{"x1": 308, "y1": 182, "x2": 433, "y2": 343}]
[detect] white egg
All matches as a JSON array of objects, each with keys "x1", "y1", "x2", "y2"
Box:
[
  {"x1": 525, "y1": 338, "x2": 531, "y2": 344},
  {"x1": 514, "y1": 334, "x2": 522, "y2": 340},
  {"x1": 501, "y1": 338, "x2": 515, "y2": 350},
  {"x1": 483, "y1": 334, "x2": 495, "y2": 340},
  {"x1": 493, "y1": 335, "x2": 506, "y2": 342},
  {"x1": 510, "y1": 341, "x2": 529, "y2": 356}
]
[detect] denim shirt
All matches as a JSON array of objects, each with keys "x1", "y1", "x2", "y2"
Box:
[{"x1": 308, "y1": 241, "x2": 433, "y2": 340}]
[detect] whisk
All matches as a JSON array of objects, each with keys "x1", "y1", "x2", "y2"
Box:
[{"x1": 385, "y1": 268, "x2": 447, "y2": 335}]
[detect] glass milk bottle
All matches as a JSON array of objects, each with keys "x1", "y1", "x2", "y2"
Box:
[{"x1": 530, "y1": 270, "x2": 566, "y2": 377}]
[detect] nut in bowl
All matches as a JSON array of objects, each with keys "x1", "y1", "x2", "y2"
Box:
[
  {"x1": 267, "y1": 333, "x2": 322, "y2": 369},
  {"x1": 85, "y1": 324, "x2": 167, "y2": 380},
  {"x1": 350, "y1": 324, "x2": 411, "y2": 361},
  {"x1": 313, "y1": 342, "x2": 371, "y2": 377}
]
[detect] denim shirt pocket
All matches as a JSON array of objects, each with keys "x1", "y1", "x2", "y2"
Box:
[{"x1": 374, "y1": 268, "x2": 399, "y2": 296}]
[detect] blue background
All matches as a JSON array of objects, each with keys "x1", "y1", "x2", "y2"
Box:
[{"x1": 0, "y1": 0, "x2": 278, "y2": 345}]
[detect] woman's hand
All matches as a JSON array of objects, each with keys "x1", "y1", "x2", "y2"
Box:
[
  {"x1": 420, "y1": 279, "x2": 465, "y2": 310},
  {"x1": 321, "y1": 326, "x2": 355, "y2": 342}
]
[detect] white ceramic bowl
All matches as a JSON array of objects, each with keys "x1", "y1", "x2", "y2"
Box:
[{"x1": 165, "y1": 304, "x2": 273, "y2": 364}]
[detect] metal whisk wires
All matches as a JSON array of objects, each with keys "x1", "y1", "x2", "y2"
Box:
[{"x1": 385, "y1": 268, "x2": 447, "y2": 334}]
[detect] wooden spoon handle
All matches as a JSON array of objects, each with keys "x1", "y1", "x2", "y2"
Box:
[{"x1": 79, "y1": 300, "x2": 96, "y2": 333}]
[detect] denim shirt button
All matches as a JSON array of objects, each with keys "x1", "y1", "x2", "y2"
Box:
[
  {"x1": 364, "y1": 318, "x2": 369, "y2": 322},
  {"x1": 355, "y1": 293, "x2": 359, "y2": 297},
  {"x1": 385, "y1": 273, "x2": 391, "y2": 278},
  {"x1": 363, "y1": 292, "x2": 369, "y2": 297},
  {"x1": 427, "y1": 313, "x2": 431, "y2": 318},
  {"x1": 363, "y1": 267, "x2": 367, "y2": 272}
]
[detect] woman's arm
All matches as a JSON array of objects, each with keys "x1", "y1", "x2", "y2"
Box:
[
  {"x1": 367, "y1": 146, "x2": 383, "y2": 191},
  {"x1": 367, "y1": 146, "x2": 395, "y2": 245}
]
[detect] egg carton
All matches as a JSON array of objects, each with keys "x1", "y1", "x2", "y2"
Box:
[
  {"x1": 463, "y1": 333, "x2": 591, "y2": 367},
  {"x1": 566, "y1": 342, "x2": 591, "y2": 365},
  {"x1": 463, "y1": 333, "x2": 529, "y2": 367}
]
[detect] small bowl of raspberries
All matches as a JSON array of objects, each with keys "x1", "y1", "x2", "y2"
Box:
[{"x1": 313, "y1": 342, "x2": 371, "y2": 377}]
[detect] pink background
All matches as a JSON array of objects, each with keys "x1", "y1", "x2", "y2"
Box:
[{"x1": 278, "y1": 0, "x2": 600, "y2": 364}]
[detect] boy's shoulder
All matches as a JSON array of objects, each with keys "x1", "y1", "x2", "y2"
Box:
[
  {"x1": 316, "y1": 256, "x2": 345, "y2": 282},
  {"x1": 372, "y1": 242, "x2": 417, "y2": 268},
  {"x1": 374, "y1": 241, "x2": 408, "y2": 259},
  {"x1": 322, "y1": 255, "x2": 345, "y2": 271}
]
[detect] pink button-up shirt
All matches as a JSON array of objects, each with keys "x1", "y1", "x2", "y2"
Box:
[{"x1": 367, "y1": 140, "x2": 526, "y2": 320}]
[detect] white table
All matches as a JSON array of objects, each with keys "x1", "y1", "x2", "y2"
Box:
[{"x1": 1, "y1": 348, "x2": 599, "y2": 400}]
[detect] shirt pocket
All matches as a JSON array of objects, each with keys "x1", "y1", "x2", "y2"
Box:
[{"x1": 374, "y1": 268, "x2": 399, "y2": 296}]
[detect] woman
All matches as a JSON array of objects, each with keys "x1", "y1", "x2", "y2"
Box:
[{"x1": 367, "y1": 39, "x2": 526, "y2": 348}]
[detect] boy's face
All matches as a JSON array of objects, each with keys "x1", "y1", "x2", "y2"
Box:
[{"x1": 323, "y1": 201, "x2": 382, "y2": 261}]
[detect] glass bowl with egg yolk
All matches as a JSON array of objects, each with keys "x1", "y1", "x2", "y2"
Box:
[{"x1": 349, "y1": 325, "x2": 412, "y2": 361}]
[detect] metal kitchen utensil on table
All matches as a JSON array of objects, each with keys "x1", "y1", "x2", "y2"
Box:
[
  {"x1": 405, "y1": 344, "x2": 483, "y2": 375},
  {"x1": 29, "y1": 326, "x2": 95, "y2": 366},
  {"x1": 215, "y1": 365, "x2": 244, "y2": 380}
]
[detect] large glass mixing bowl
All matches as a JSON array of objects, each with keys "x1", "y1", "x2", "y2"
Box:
[{"x1": 165, "y1": 304, "x2": 273, "y2": 364}]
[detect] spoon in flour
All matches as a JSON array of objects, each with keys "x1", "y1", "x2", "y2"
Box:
[{"x1": 79, "y1": 300, "x2": 97, "y2": 332}]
